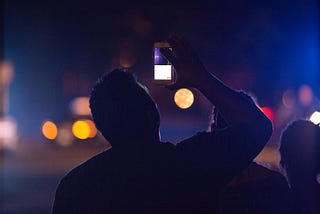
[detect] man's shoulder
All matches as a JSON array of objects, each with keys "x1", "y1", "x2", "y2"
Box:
[
  {"x1": 53, "y1": 149, "x2": 115, "y2": 213},
  {"x1": 243, "y1": 162, "x2": 289, "y2": 189},
  {"x1": 60, "y1": 149, "x2": 112, "y2": 185}
]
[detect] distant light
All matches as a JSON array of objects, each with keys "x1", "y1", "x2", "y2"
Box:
[
  {"x1": 42, "y1": 121, "x2": 58, "y2": 140},
  {"x1": 119, "y1": 54, "x2": 135, "y2": 68},
  {"x1": 70, "y1": 97, "x2": 91, "y2": 116},
  {"x1": 131, "y1": 14, "x2": 152, "y2": 37},
  {"x1": 72, "y1": 120, "x2": 90, "y2": 140},
  {"x1": 86, "y1": 120, "x2": 98, "y2": 138},
  {"x1": 309, "y1": 111, "x2": 320, "y2": 125},
  {"x1": 282, "y1": 90, "x2": 295, "y2": 109},
  {"x1": 119, "y1": 40, "x2": 136, "y2": 68},
  {"x1": 298, "y1": 85, "x2": 313, "y2": 106},
  {"x1": 261, "y1": 106, "x2": 274, "y2": 121},
  {"x1": 0, "y1": 60, "x2": 14, "y2": 85},
  {"x1": 56, "y1": 123, "x2": 73, "y2": 147},
  {"x1": 0, "y1": 117, "x2": 18, "y2": 149},
  {"x1": 174, "y1": 88, "x2": 194, "y2": 109}
]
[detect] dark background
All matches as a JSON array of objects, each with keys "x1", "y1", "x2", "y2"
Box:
[{"x1": 4, "y1": 0, "x2": 319, "y2": 141}]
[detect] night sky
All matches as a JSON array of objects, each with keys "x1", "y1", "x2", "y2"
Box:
[{"x1": 4, "y1": 0, "x2": 319, "y2": 140}]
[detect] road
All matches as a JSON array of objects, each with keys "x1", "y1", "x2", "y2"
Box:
[{"x1": 1, "y1": 139, "x2": 109, "y2": 214}]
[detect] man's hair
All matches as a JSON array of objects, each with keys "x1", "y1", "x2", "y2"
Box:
[
  {"x1": 279, "y1": 120, "x2": 320, "y2": 174},
  {"x1": 89, "y1": 69, "x2": 160, "y2": 144}
]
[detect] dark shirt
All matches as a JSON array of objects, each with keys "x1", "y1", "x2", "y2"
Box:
[
  {"x1": 52, "y1": 125, "x2": 263, "y2": 213},
  {"x1": 219, "y1": 162, "x2": 291, "y2": 214}
]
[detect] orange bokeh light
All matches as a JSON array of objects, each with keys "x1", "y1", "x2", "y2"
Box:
[
  {"x1": 86, "y1": 119, "x2": 98, "y2": 138},
  {"x1": 42, "y1": 121, "x2": 58, "y2": 140}
]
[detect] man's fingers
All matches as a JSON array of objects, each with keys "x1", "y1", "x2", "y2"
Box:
[
  {"x1": 168, "y1": 35, "x2": 186, "y2": 57},
  {"x1": 160, "y1": 48, "x2": 176, "y2": 66}
]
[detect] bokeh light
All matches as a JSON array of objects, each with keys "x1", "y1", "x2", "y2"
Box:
[
  {"x1": 0, "y1": 117, "x2": 18, "y2": 149},
  {"x1": 130, "y1": 12, "x2": 152, "y2": 37},
  {"x1": 119, "y1": 55, "x2": 135, "y2": 68},
  {"x1": 0, "y1": 60, "x2": 14, "y2": 85},
  {"x1": 282, "y1": 90, "x2": 295, "y2": 109},
  {"x1": 56, "y1": 123, "x2": 74, "y2": 147},
  {"x1": 72, "y1": 120, "x2": 90, "y2": 140},
  {"x1": 86, "y1": 119, "x2": 98, "y2": 138},
  {"x1": 42, "y1": 121, "x2": 58, "y2": 140},
  {"x1": 260, "y1": 106, "x2": 274, "y2": 121},
  {"x1": 298, "y1": 84, "x2": 313, "y2": 106},
  {"x1": 309, "y1": 111, "x2": 320, "y2": 125},
  {"x1": 174, "y1": 88, "x2": 194, "y2": 109},
  {"x1": 70, "y1": 97, "x2": 91, "y2": 116},
  {"x1": 119, "y1": 40, "x2": 136, "y2": 68}
]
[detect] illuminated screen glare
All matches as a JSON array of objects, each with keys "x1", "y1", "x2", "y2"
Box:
[
  {"x1": 154, "y1": 65, "x2": 172, "y2": 80},
  {"x1": 154, "y1": 45, "x2": 172, "y2": 80}
]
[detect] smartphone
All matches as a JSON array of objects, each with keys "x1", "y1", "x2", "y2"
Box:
[{"x1": 153, "y1": 42, "x2": 175, "y2": 85}]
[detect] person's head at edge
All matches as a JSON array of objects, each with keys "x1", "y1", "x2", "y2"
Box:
[
  {"x1": 89, "y1": 69, "x2": 161, "y2": 146},
  {"x1": 279, "y1": 119, "x2": 320, "y2": 189}
]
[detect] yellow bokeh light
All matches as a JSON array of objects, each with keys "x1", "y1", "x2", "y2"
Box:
[
  {"x1": 174, "y1": 88, "x2": 194, "y2": 109},
  {"x1": 42, "y1": 121, "x2": 58, "y2": 140},
  {"x1": 86, "y1": 119, "x2": 98, "y2": 138},
  {"x1": 72, "y1": 120, "x2": 90, "y2": 140}
]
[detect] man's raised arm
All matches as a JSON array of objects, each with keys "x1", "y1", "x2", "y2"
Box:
[{"x1": 161, "y1": 35, "x2": 272, "y2": 154}]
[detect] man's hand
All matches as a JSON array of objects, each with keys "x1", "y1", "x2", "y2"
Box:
[{"x1": 160, "y1": 35, "x2": 209, "y2": 90}]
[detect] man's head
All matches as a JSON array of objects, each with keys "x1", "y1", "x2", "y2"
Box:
[
  {"x1": 89, "y1": 69, "x2": 160, "y2": 145},
  {"x1": 279, "y1": 120, "x2": 320, "y2": 187}
]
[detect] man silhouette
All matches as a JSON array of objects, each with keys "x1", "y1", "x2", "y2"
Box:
[
  {"x1": 211, "y1": 92, "x2": 290, "y2": 213},
  {"x1": 279, "y1": 120, "x2": 320, "y2": 214},
  {"x1": 52, "y1": 35, "x2": 272, "y2": 213}
]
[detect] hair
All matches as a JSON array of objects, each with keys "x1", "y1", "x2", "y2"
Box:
[
  {"x1": 89, "y1": 69, "x2": 160, "y2": 144},
  {"x1": 279, "y1": 120, "x2": 320, "y2": 176}
]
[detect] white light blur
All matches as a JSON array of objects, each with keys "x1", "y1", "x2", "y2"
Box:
[
  {"x1": 0, "y1": 117, "x2": 18, "y2": 149},
  {"x1": 70, "y1": 97, "x2": 91, "y2": 116},
  {"x1": 309, "y1": 111, "x2": 320, "y2": 125}
]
